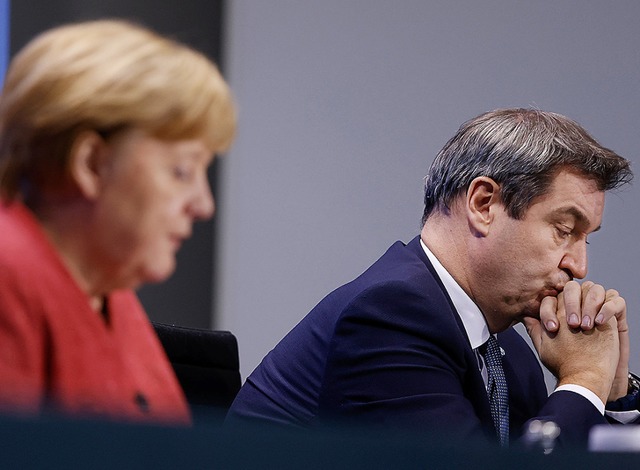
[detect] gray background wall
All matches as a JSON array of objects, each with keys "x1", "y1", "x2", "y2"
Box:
[{"x1": 218, "y1": 0, "x2": 640, "y2": 381}]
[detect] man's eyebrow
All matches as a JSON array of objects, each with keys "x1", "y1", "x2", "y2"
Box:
[{"x1": 553, "y1": 206, "x2": 601, "y2": 232}]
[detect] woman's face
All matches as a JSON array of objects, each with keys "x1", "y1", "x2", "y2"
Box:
[{"x1": 90, "y1": 129, "x2": 215, "y2": 290}]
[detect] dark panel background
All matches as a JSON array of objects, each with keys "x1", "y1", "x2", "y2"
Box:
[
  {"x1": 9, "y1": 0, "x2": 226, "y2": 328},
  {"x1": 0, "y1": 1, "x2": 7, "y2": 82}
]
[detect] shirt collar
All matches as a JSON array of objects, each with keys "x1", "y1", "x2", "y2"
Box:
[{"x1": 420, "y1": 238, "x2": 490, "y2": 349}]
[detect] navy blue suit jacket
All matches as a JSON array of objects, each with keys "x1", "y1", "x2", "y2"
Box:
[{"x1": 227, "y1": 237, "x2": 606, "y2": 446}]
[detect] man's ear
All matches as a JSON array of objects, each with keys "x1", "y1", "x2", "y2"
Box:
[
  {"x1": 68, "y1": 131, "x2": 107, "y2": 200},
  {"x1": 465, "y1": 176, "x2": 501, "y2": 237}
]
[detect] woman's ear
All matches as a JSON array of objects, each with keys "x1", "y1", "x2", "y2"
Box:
[
  {"x1": 465, "y1": 176, "x2": 501, "y2": 237},
  {"x1": 68, "y1": 131, "x2": 107, "y2": 200}
]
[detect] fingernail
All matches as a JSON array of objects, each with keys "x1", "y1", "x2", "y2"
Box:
[
  {"x1": 595, "y1": 314, "x2": 604, "y2": 324},
  {"x1": 546, "y1": 321, "x2": 557, "y2": 331},
  {"x1": 581, "y1": 316, "x2": 591, "y2": 328},
  {"x1": 569, "y1": 313, "x2": 579, "y2": 325}
]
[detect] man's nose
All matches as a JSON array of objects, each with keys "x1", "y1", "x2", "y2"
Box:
[{"x1": 559, "y1": 241, "x2": 588, "y2": 280}]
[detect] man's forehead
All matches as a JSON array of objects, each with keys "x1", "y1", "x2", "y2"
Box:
[{"x1": 528, "y1": 170, "x2": 605, "y2": 229}]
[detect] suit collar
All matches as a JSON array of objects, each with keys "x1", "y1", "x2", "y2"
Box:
[
  {"x1": 405, "y1": 236, "x2": 472, "y2": 345},
  {"x1": 405, "y1": 235, "x2": 493, "y2": 354},
  {"x1": 419, "y1": 238, "x2": 490, "y2": 350}
]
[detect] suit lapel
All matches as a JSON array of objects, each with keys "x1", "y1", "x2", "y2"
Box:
[{"x1": 404, "y1": 235, "x2": 497, "y2": 438}]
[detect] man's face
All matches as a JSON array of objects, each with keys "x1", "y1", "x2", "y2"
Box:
[{"x1": 474, "y1": 168, "x2": 605, "y2": 330}]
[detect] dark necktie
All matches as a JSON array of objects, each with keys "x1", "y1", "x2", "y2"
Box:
[{"x1": 481, "y1": 335, "x2": 509, "y2": 446}]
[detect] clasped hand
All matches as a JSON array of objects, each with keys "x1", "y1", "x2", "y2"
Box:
[{"x1": 524, "y1": 280, "x2": 628, "y2": 404}]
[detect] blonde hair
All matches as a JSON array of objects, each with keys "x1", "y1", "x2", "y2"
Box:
[{"x1": 0, "y1": 19, "x2": 236, "y2": 200}]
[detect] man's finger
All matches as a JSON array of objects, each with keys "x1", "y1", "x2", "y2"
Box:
[
  {"x1": 562, "y1": 280, "x2": 582, "y2": 327},
  {"x1": 580, "y1": 282, "x2": 605, "y2": 330},
  {"x1": 539, "y1": 295, "x2": 559, "y2": 332}
]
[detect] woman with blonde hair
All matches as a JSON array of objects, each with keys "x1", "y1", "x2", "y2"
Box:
[{"x1": 0, "y1": 19, "x2": 235, "y2": 424}]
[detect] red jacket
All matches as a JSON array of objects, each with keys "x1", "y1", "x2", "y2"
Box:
[{"x1": 0, "y1": 201, "x2": 190, "y2": 424}]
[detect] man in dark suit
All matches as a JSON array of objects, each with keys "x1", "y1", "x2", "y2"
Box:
[{"x1": 226, "y1": 108, "x2": 634, "y2": 448}]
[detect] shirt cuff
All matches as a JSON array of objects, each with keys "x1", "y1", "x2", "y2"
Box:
[
  {"x1": 554, "y1": 384, "x2": 605, "y2": 415},
  {"x1": 605, "y1": 390, "x2": 640, "y2": 423},
  {"x1": 606, "y1": 409, "x2": 640, "y2": 424}
]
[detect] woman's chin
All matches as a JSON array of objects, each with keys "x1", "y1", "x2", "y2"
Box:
[{"x1": 139, "y1": 262, "x2": 177, "y2": 287}]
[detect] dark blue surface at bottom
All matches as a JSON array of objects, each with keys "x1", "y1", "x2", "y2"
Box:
[{"x1": 0, "y1": 411, "x2": 638, "y2": 469}]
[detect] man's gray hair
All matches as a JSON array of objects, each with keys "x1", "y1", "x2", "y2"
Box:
[{"x1": 422, "y1": 108, "x2": 632, "y2": 224}]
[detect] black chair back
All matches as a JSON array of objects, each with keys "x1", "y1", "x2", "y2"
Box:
[{"x1": 152, "y1": 322, "x2": 241, "y2": 418}]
